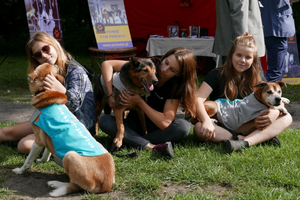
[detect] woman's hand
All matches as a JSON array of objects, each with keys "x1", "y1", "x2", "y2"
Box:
[
  {"x1": 199, "y1": 119, "x2": 216, "y2": 141},
  {"x1": 108, "y1": 95, "x2": 115, "y2": 108},
  {"x1": 119, "y1": 89, "x2": 142, "y2": 107},
  {"x1": 43, "y1": 72, "x2": 66, "y2": 93},
  {"x1": 254, "y1": 108, "x2": 280, "y2": 130}
]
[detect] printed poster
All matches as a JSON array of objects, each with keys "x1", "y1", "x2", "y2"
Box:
[
  {"x1": 24, "y1": 0, "x2": 63, "y2": 43},
  {"x1": 282, "y1": 34, "x2": 300, "y2": 85},
  {"x1": 87, "y1": 0, "x2": 133, "y2": 49}
]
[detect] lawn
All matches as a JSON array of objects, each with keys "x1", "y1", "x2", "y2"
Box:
[{"x1": 0, "y1": 55, "x2": 300, "y2": 199}]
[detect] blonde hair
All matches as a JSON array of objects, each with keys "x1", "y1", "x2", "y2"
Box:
[
  {"x1": 26, "y1": 32, "x2": 72, "y2": 77},
  {"x1": 221, "y1": 32, "x2": 261, "y2": 100}
]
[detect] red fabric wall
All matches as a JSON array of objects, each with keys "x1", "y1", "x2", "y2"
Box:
[{"x1": 124, "y1": 0, "x2": 216, "y2": 48}]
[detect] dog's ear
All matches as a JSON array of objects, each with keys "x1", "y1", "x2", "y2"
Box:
[
  {"x1": 150, "y1": 57, "x2": 161, "y2": 69},
  {"x1": 275, "y1": 80, "x2": 287, "y2": 88},
  {"x1": 28, "y1": 72, "x2": 37, "y2": 83},
  {"x1": 255, "y1": 81, "x2": 267, "y2": 89},
  {"x1": 129, "y1": 57, "x2": 138, "y2": 65}
]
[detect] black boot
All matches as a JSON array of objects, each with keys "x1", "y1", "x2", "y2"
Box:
[
  {"x1": 224, "y1": 140, "x2": 249, "y2": 154},
  {"x1": 261, "y1": 137, "x2": 281, "y2": 147}
]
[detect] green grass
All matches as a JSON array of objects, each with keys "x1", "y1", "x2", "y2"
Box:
[
  {"x1": 283, "y1": 83, "x2": 300, "y2": 104},
  {"x1": 1, "y1": 55, "x2": 300, "y2": 199},
  {"x1": 1, "y1": 127, "x2": 300, "y2": 199}
]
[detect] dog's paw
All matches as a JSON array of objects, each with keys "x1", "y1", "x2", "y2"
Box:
[
  {"x1": 49, "y1": 187, "x2": 67, "y2": 197},
  {"x1": 12, "y1": 168, "x2": 24, "y2": 174},
  {"x1": 48, "y1": 180, "x2": 61, "y2": 188},
  {"x1": 113, "y1": 138, "x2": 123, "y2": 149},
  {"x1": 48, "y1": 181, "x2": 68, "y2": 197},
  {"x1": 276, "y1": 105, "x2": 289, "y2": 115},
  {"x1": 281, "y1": 97, "x2": 290, "y2": 105},
  {"x1": 281, "y1": 108, "x2": 289, "y2": 115}
]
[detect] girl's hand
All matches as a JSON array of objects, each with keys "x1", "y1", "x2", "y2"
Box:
[
  {"x1": 254, "y1": 108, "x2": 280, "y2": 130},
  {"x1": 108, "y1": 95, "x2": 115, "y2": 108},
  {"x1": 43, "y1": 72, "x2": 66, "y2": 93},
  {"x1": 200, "y1": 120, "x2": 216, "y2": 141},
  {"x1": 119, "y1": 89, "x2": 141, "y2": 107}
]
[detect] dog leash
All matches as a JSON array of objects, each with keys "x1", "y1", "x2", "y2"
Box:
[
  {"x1": 111, "y1": 151, "x2": 139, "y2": 158},
  {"x1": 110, "y1": 142, "x2": 139, "y2": 158}
]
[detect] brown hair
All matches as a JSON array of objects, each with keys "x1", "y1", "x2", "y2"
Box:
[
  {"x1": 220, "y1": 32, "x2": 261, "y2": 100},
  {"x1": 160, "y1": 47, "x2": 197, "y2": 118},
  {"x1": 25, "y1": 32, "x2": 72, "y2": 77}
]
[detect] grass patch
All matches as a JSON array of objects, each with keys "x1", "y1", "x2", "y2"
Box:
[
  {"x1": 283, "y1": 83, "x2": 300, "y2": 103},
  {"x1": 1, "y1": 126, "x2": 300, "y2": 199}
]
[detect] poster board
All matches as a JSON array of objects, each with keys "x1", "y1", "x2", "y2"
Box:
[
  {"x1": 87, "y1": 0, "x2": 133, "y2": 49},
  {"x1": 24, "y1": 0, "x2": 63, "y2": 43},
  {"x1": 282, "y1": 34, "x2": 300, "y2": 85}
]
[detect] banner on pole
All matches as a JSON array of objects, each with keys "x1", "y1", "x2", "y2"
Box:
[
  {"x1": 87, "y1": 0, "x2": 133, "y2": 49},
  {"x1": 24, "y1": 0, "x2": 63, "y2": 43},
  {"x1": 282, "y1": 34, "x2": 300, "y2": 85}
]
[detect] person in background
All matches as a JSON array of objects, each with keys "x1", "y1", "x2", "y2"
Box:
[
  {"x1": 99, "y1": 47, "x2": 197, "y2": 158},
  {"x1": 0, "y1": 32, "x2": 96, "y2": 154},
  {"x1": 259, "y1": 0, "x2": 296, "y2": 82},
  {"x1": 213, "y1": 0, "x2": 266, "y2": 80},
  {"x1": 194, "y1": 32, "x2": 292, "y2": 153}
]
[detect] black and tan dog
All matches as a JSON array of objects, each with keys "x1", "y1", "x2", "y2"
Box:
[
  {"x1": 202, "y1": 81, "x2": 290, "y2": 132},
  {"x1": 12, "y1": 63, "x2": 115, "y2": 197},
  {"x1": 94, "y1": 57, "x2": 160, "y2": 150}
]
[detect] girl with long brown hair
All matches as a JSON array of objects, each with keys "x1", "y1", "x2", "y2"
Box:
[
  {"x1": 99, "y1": 47, "x2": 197, "y2": 158},
  {"x1": 194, "y1": 32, "x2": 292, "y2": 153}
]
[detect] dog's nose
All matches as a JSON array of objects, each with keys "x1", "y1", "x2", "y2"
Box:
[
  {"x1": 152, "y1": 79, "x2": 159, "y2": 85},
  {"x1": 275, "y1": 97, "x2": 282, "y2": 104}
]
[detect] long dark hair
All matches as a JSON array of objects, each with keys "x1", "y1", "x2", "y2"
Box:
[{"x1": 160, "y1": 47, "x2": 197, "y2": 118}]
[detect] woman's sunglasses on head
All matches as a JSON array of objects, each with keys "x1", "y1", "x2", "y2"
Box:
[{"x1": 32, "y1": 45, "x2": 50, "y2": 60}]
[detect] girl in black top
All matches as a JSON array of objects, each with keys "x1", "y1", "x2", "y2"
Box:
[
  {"x1": 194, "y1": 32, "x2": 292, "y2": 153},
  {"x1": 99, "y1": 47, "x2": 197, "y2": 157}
]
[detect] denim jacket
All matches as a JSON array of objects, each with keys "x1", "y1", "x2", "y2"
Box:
[{"x1": 64, "y1": 59, "x2": 96, "y2": 132}]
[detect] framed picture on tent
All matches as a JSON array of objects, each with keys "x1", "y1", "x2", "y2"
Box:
[
  {"x1": 189, "y1": 26, "x2": 200, "y2": 38},
  {"x1": 168, "y1": 26, "x2": 179, "y2": 38},
  {"x1": 179, "y1": 0, "x2": 192, "y2": 7}
]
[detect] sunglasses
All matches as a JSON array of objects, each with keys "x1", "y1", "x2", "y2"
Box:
[{"x1": 32, "y1": 45, "x2": 50, "y2": 60}]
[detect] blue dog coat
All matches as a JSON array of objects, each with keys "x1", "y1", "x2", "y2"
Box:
[{"x1": 30, "y1": 104, "x2": 107, "y2": 159}]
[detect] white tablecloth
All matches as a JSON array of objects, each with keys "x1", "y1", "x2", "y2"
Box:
[{"x1": 146, "y1": 38, "x2": 216, "y2": 57}]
